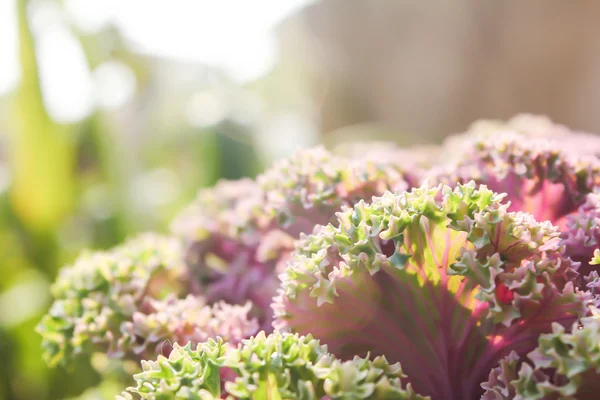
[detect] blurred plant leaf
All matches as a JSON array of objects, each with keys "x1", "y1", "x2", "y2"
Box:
[{"x1": 9, "y1": 0, "x2": 76, "y2": 236}]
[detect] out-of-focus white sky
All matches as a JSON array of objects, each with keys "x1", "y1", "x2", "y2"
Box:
[{"x1": 0, "y1": 0, "x2": 313, "y2": 122}]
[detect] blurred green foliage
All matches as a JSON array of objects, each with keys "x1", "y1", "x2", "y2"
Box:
[{"x1": 0, "y1": 1, "x2": 263, "y2": 399}]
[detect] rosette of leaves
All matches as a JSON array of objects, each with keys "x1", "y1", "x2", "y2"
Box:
[
  {"x1": 274, "y1": 182, "x2": 593, "y2": 399},
  {"x1": 482, "y1": 311, "x2": 600, "y2": 400},
  {"x1": 36, "y1": 234, "x2": 187, "y2": 366},
  {"x1": 172, "y1": 147, "x2": 414, "y2": 332},
  {"x1": 429, "y1": 116, "x2": 600, "y2": 229},
  {"x1": 119, "y1": 331, "x2": 427, "y2": 400},
  {"x1": 37, "y1": 233, "x2": 260, "y2": 370},
  {"x1": 469, "y1": 114, "x2": 600, "y2": 157},
  {"x1": 171, "y1": 179, "x2": 286, "y2": 331},
  {"x1": 257, "y1": 146, "x2": 410, "y2": 236}
]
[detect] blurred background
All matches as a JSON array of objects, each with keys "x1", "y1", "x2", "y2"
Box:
[{"x1": 2, "y1": 1, "x2": 600, "y2": 399}]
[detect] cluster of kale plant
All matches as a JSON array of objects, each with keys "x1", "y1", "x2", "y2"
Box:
[{"x1": 38, "y1": 115, "x2": 600, "y2": 399}]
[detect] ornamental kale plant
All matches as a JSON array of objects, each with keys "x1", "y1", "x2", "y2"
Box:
[{"x1": 38, "y1": 115, "x2": 600, "y2": 399}]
